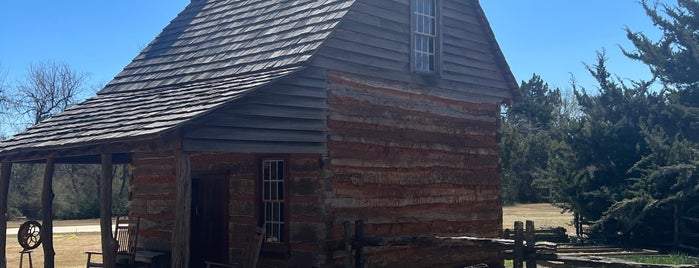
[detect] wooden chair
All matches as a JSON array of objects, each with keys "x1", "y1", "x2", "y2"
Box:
[
  {"x1": 205, "y1": 224, "x2": 265, "y2": 268},
  {"x1": 86, "y1": 216, "x2": 140, "y2": 268}
]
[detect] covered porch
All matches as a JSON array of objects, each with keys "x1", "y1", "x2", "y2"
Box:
[{"x1": 0, "y1": 135, "x2": 195, "y2": 268}]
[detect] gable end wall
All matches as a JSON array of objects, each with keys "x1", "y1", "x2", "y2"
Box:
[{"x1": 311, "y1": 0, "x2": 514, "y2": 104}]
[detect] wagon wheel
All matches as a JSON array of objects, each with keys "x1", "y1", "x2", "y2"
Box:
[{"x1": 17, "y1": 220, "x2": 42, "y2": 250}]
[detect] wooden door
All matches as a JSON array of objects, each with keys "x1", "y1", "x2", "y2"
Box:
[{"x1": 190, "y1": 173, "x2": 229, "y2": 267}]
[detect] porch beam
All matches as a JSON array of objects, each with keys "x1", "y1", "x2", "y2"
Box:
[
  {"x1": 100, "y1": 154, "x2": 117, "y2": 268},
  {"x1": 41, "y1": 158, "x2": 56, "y2": 267},
  {"x1": 0, "y1": 161, "x2": 12, "y2": 268},
  {"x1": 172, "y1": 151, "x2": 191, "y2": 268}
]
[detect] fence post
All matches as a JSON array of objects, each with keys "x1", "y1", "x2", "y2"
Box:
[
  {"x1": 574, "y1": 212, "x2": 581, "y2": 237},
  {"x1": 525, "y1": 220, "x2": 536, "y2": 268},
  {"x1": 354, "y1": 220, "x2": 364, "y2": 268},
  {"x1": 514, "y1": 221, "x2": 523, "y2": 268},
  {"x1": 344, "y1": 221, "x2": 353, "y2": 268}
]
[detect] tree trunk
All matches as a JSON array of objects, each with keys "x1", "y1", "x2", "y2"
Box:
[
  {"x1": 41, "y1": 158, "x2": 55, "y2": 268},
  {"x1": 0, "y1": 161, "x2": 12, "y2": 268},
  {"x1": 101, "y1": 154, "x2": 116, "y2": 268}
]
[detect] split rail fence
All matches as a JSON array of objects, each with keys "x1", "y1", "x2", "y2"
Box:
[{"x1": 331, "y1": 220, "x2": 555, "y2": 268}]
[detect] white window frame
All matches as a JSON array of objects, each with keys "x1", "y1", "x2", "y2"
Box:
[
  {"x1": 412, "y1": 0, "x2": 439, "y2": 73},
  {"x1": 261, "y1": 159, "x2": 286, "y2": 243}
]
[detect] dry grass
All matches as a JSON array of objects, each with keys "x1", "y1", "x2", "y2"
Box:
[
  {"x1": 503, "y1": 203, "x2": 575, "y2": 235},
  {"x1": 2, "y1": 204, "x2": 571, "y2": 266},
  {"x1": 6, "y1": 233, "x2": 102, "y2": 268}
]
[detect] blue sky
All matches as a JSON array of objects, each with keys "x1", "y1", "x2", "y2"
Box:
[{"x1": 1, "y1": 1, "x2": 670, "y2": 95}]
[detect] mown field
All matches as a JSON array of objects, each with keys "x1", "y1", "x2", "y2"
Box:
[
  {"x1": 3, "y1": 204, "x2": 571, "y2": 267},
  {"x1": 502, "y1": 203, "x2": 574, "y2": 234}
]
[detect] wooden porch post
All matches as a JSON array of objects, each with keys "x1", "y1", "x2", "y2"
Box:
[
  {"x1": 172, "y1": 151, "x2": 191, "y2": 268},
  {"x1": 101, "y1": 154, "x2": 117, "y2": 268},
  {"x1": 0, "y1": 161, "x2": 12, "y2": 268},
  {"x1": 41, "y1": 158, "x2": 56, "y2": 267}
]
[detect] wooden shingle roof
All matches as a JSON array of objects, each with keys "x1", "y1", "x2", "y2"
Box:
[
  {"x1": 0, "y1": 67, "x2": 300, "y2": 155},
  {"x1": 0, "y1": 0, "x2": 355, "y2": 157},
  {"x1": 103, "y1": 0, "x2": 354, "y2": 93}
]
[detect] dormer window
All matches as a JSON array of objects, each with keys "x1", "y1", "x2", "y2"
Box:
[{"x1": 412, "y1": 0, "x2": 438, "y2": 73}]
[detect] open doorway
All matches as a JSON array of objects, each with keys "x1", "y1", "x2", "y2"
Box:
[{"x1": 190, "y1": 172, "x2": 229, "y2": 267}]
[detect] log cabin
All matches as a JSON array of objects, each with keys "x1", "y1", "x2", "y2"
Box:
[{"x1": 0, "y1": 0, "x2": 520, "y2": 267}]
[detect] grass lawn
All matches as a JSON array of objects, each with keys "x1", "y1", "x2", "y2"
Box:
[{"x1": 615, "y1": 253, "x2": 699, "y2": 265}]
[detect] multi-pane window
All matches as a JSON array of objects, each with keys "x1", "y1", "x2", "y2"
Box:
[
  {"x1": 413, "y1": 0, "x2": 437, "y2": 72},
  {"x1": 262, "y1": 159, "x2": 285, "y2": 243}
]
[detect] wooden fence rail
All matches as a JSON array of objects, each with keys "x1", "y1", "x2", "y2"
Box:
[{"x1": 332, "y1": 220, "x2": 555, "y2": 268}]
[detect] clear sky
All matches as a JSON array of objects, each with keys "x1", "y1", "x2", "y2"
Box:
[{"x1": 1, "y1": 1, "x2": 671, "y2": 95}]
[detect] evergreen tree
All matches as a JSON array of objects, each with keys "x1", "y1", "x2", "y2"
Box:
[
  {"x1": 597, "y1": 0, "x2": 699, "y2": 244},
  {"x1": 544, "y1": 0, "x2": 699, "y2": 245},
  {"x1": 501, "y1": 74, "x2": 562, "y2": 204}
]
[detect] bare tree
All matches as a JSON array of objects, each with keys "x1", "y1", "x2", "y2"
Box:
[
  {"x1": 0, "y1": 63, "x2": 11, "y2": 139},
  {"x1": 12, "y1": 60, "x2": 88, "y2": 127}
]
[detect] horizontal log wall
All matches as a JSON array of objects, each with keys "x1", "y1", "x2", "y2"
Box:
[
  {"x1": 129, "y1": 152, "x2": 326, "y2": 267},
  {"x1": 326, "y1": 71, "x2": 502, "y2": 267},
  {"x1": 129, "y1": 153, "x2": 177, "y2": 251}
]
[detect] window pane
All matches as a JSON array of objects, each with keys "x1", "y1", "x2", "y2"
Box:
[
  {"x1": 429, "y1": 55, "x2": 435, "y2": 71},
  {"x1": 271, "y1": 181, "x2": 277, "y2": 200},
  {"x1": 279, "y1": 204, "x2": 285, "y2": 221},
  {"x1": 266, "y1": 223, "x2": 272, "y2": 238},
  {"x1": 422, "y1": 54, "x2": 429, "y2": 70},
  {"x1": 418, "y1": 16, "x2": 423, "y2": 33},
  {"x1": 263, "y1": 162, "x2": 269, "y2": 180},
  {"x1": 273, "y1": 203, "x2": 280, "y2": 221},
  {"x1": 265, "y1": 203, "x2": 272, "y2": 221},
  {"x1": 426, "y1": 0, "x2": 431, "y2": 16},
  {"x1": 428, "y1": 38, "x2": 434, "y2": 53},
  {"x1": 415, "y1": 53, "x2": 423, "y2": 70},
  {"x1": 270, "y1": 162, "x2": 277, "y2": 179},
  {"x1": 278, "y1": 182, "x2": 284, "y2": 200},
  {"x1": 272, "y1": 225, "x2": 278, "y2": 240},
  {"x1": 277, "y1": 223, "x2": 284, "y2": 241},
  {"x1": 277, "y1": 162, "x2": 284, "y2": 179},
  {"x1": 264, "y1": 182, "x2": 270, "y2": 200}
]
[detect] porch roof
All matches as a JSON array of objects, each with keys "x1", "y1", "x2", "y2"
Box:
[{"x1": 0, "y1": 67, "x2": 300, "y2": 159}]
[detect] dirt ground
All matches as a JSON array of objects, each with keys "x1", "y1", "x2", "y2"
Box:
[{"x1": 503, "y1": 203, "x2": 575, "y2": 235}]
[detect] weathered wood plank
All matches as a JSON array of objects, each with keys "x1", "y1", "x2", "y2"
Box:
[
  {"x1": 201, "y1": 115, "x2": 325, "y2": 131},
  {"x1": 317, "y1": 46, "x2": 407, "y2": 73},
  {"x1": 183, "y1": 140, "x2": 325, "y2": 154},
  {"x1": 246, "y1": 92, "x2": 326, "y2": 110},
  {"x1": 184, "y1": 127, "x2": 325, "y2": 143},
  {"x1": 171, "y1": 151, "x2": 191, "y2": 268}
]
